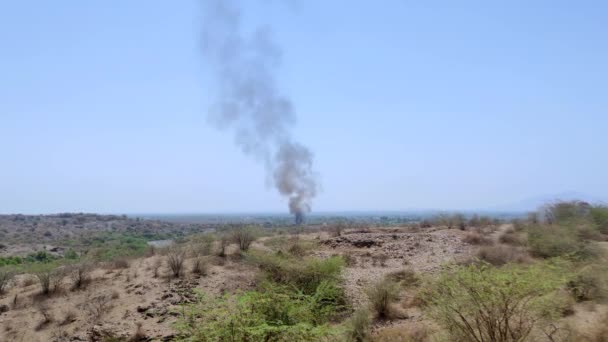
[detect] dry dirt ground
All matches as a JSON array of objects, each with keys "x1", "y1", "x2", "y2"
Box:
[{"x1": 0, "y1": 254, "x2": 257, "y2": 342}]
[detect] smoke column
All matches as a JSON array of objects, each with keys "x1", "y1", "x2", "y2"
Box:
[{"x1": 201, "y1": 0, "x2": 317, "y2": 224}]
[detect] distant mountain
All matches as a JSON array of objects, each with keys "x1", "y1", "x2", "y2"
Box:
[{"x1": 491, "y1": 191, "x2": 606, "y2": 212}]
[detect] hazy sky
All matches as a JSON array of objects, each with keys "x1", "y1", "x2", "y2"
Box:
[{"x1": 1, "y1": 1, "x2": 607, "y2": 214}]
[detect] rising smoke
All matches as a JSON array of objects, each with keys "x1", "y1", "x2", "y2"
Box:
[{"x1": 201, "y1": 0, "x2": 317, "y2": 224}]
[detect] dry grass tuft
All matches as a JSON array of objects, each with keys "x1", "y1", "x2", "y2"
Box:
[
  {"x1": 366, "y1": 279, "x2": 400, "y2": 319},
  {"x1": 476, "y1": 245, "x2": 530, "y2": 266},
  {"x1": 462, "y1": 232, "x2": 493, "y2": 245},
  {"x1": 192, "y1": 257, "x2": 208, "y2": 276}
]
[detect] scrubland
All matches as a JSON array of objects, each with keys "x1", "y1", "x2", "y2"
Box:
[{"x1": 0, "y1": 202, "x2": 607, "y2": 341}]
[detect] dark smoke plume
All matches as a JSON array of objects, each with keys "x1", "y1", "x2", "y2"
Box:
[{"x1": 201, "y1": 0, "x2": 317, "y2": 223}]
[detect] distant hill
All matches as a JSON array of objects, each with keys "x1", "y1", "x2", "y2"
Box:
[{"x1": 492, "y1": 192, "x2": 606, "y2": 212}]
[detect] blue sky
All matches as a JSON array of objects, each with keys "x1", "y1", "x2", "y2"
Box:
[{"x1": 1, "y1": 0, "x2": 607, "y2": 214}]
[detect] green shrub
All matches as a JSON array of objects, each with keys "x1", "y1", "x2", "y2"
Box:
[
  {"x1": 567, "y1": 264, "x2": 608, "y2": 302},
  {"x1": 423, "y1": 261, "x2": 570, "y2": 342},
  {"x1": 544, "y1": 201, "x2": 591, "y2": 224},
  {"x1": 248, "y1": 252, "x2": 344, "y2": 295},
  {"x1": 175, "y1": 283, "x2": 342, "y2": 341},
  {"x1": 528, "y1": 224, "x2": 588, "y2": 258},
  {"x1": 590, "y1": 206, "x2": 608, "y2": 234}
]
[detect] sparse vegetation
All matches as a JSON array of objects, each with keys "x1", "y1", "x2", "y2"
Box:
[
  {"x1": 345, "y1": 308, "x2": 371, "y2": 342},
  {"x1": 231, "y1": 227, "x2": 257, "y2": 251},
  {"x1": 366, "y1": 279, "x2": 400, "y2": 319},
  {"x1": 69, "y1": 261, "x2": 94, "y2": 290},
  {"x1": 1, "y1": 202, "x2": 606, "y2": 341},
  {"x1": 31, "y1": 263, "x2": 65, "y2": 295},
  {"x1": 0, "y1": 267, "x2": 15, "y2": 294},
  {"x1": 191, "y1": 257, "x2": 208, "y2": 276},
  {"x1": 476, "y1": 244, "x2": 529, "y2": 266},
  {"x1": 83, "y1": 292, "x2": 115, "y2": 322},
  {"x1": 176, "y1": 252, "x2": 347, "y2": 342},
  {"x1": 423, "y1": 261, "x2": 570, "y2": 342},
  {"x1": 248, "y1": 252, "x2": 345, "y2": 295},
  {"x1": 462, "y1": 231, "x2": 493, "y2": 245},
  {"x1": 167, "y1": 247, "x2": 186, "y2": 278}
]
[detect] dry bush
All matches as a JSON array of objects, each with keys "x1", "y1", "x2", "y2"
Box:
[
  {"x1": 218, "y1": 235, "x2": 230, "y2": 257},
  {"x1": 372, "y1": 325, "x2": 430, "y2": 342},
  {"x1": 192, "y1": 257, "x2": 208, "y2": 276},
  {"x1": 33, "y1": 265, "x2": 66, "y2": 295},
  {"x1": 111, "y1": 258, "x2": 130, "y2": 269},
  {"x1": 70, "y1": 261, "x2": 94, "y2": 290},
  {"x1": 83, "y1": 292, "x2": 114, "y2": 322},
  {"x1": 287, "y1": 241, "x2": 306, "y2": 257},
  {"x1": 21, "y1": 275, "x2": 36, "y2": 287},
  {"x1": 152, "y1": 258, "x2": 162, "y2": 278},
  {"x1": 386, "y1": 269, "x2": 420, "y2": 288},
  {"x1": 499, "y1": 229, "x2": 526, "y2": 246},
  {"x1": 231, "y1": 228, "x2": 256, "y2": 251},
  {"x1": 366, "y1": 279, "x2": 400, "y2": 319},
  {"x1": 371, "y1": 254, "x2": 389, "y2": 267},
  {"x1": 462, "y1": 231, "x2": 493, "y2": 245},
  {"x1": 0, "y1": 268, "x2": 15, "y2": 294},
  {"x1": 190, "y1": 234, "x2": 215, "y2": 257},
  {"x1": 327, "y1": 222, "x2": 347, "y2": 237},
  {"x1": 167, "y1": 247, "x2": 186, "y2": 278},
  {"x1": 345, "y1": 308, "x2": 371, "y2": 342},
  {"x1": 477, "y1": 245, "x2": 529, "y2": 266}
]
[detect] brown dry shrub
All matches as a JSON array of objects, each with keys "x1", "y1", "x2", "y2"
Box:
[
  {"x1": 371, "y1": 254, "x2": 389, "y2": 267},
  {"x1": 287, "y1": 241, "x2": 306, "y2": 257},
  {"x1": 111, "y1": 258, "x2": 130, "y2": 269},
  {"x1": 151, "y1": 258, "x2": 162, "y2": 278},
  {"x1": 387, "y1": 269, "x2": 420, "y2": 288},
  {"x1": 499, "y1": 229, "x2": 526, "y2": 246},
  {"x1": 477, "y1": 245, "x2": 530, "y2": 266},
  {"x1": 21, "y1": 275, "x2": 36, "y2": 287},
  {"x1": 70, "y1": 261, "x2": 94, "y2": 290},
  {"x1": 167, "y1": 247, "x2": 186, "y2": 278},
  {"x1": 345, "y1": 308, "x2": 371, "y2": 342},
  {"x1": 231, "y1": 228, "x2": 256, "y2": 251},
  {"x1": 462, "y1": 232, "x2": 493, "y2": 245},
  {"x1": 192, "y1": 257, "x2": 208, "y2": 276},
  {"x1": 366, "y1": 279, "x2": 400, "y2": 319},
  {"x1": 82, "y1": 292, "x2": 114, "y2": 322}
]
